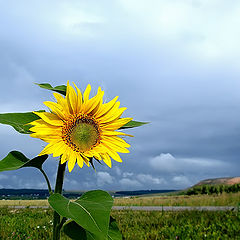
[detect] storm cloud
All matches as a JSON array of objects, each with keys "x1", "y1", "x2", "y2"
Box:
[{"x1": 0, "y1": 0, "x2": 240, "y2": 190}]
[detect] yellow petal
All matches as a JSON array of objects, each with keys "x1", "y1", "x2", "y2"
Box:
[
  {"x1": 30, "y1": 126, "x2": 61, "y2": 136},
  {"x1": 66, "y1": 81, "x2": 78, "y2": 114},
  {"x1": 92, "y1": 144, "x2": 105, "y2": 154},
  {"x1": 40, "y1": 136, "x2": 62, "y2": 143},
  {"x1": 83, "y1": 84, "x2": 91, "y2": 103},
  {"x1": 101, "y1": 153, "x2": 112, "y2": 168},
  {"x1": 68, "y1": 151, "x2": 77, "y2": 172},
  {"x1": 76, "y1": 154, "x2": 84, "y2": 168},
  {"x1": 100, "y1": 107, "x2": 127, "y2": 124},
  {"x1": 101, "y1": 118, "x2": 132, "y2": 131},
  {"x1": 83, "y1": 87, "x2": 104, "y2": 115},
  {"x1": 105, "y1": 136, "x2": 131, "y2": 148},
  {"x1": 88, "y1": 149, "x2": 102, "y2": 161},
  {"x1": 61, "y1": 152, "x2": 68, "y2": 164},
  {"x1": 102, "y1": 131, "x2": 133, "y2": 137},
  {"x1": 95, "y1": 96, "x2": 119, "y2": 119},
  {"x1": 53, "y1": 92, "x2": 70, "y2": 116},
  {"x1": 101, "y1": 140, "x2": 130, "y2": 153},
  {"x1": 73, "y1": 82, "x2": 83, "y2": 112},
  {"x1": 52, "y1": 141, "x2": 68, "y2": 157},
  {"x1": 98, "y1": 101, "x2": 120, "y2": 122},
  {"x1": 44, "y1": 101, "x2": 67, "y2": 120},
  {"x1": 81, "y1": 154, "x2": 90, "y2": 167},
  {"x1": 38, "y1": 143, "x2": 56, "y2": 156},
  {"x1": 29, "y1": 119, "x2": 46, "y2": 126},
  {"x1": 32, "y1": 112, "x2": 62, "y2": 126},
  {"x1": 101, "y1": 143, "x2": 122, "y2": 162}
]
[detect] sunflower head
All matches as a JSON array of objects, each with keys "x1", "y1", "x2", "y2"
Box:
[{"x1": 30, "y1": 81, "x2": 132, "y2": 172}]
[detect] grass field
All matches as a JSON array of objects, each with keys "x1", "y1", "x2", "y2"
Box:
[
  {"x1": 114, "y1": 192, "x2": 240, "y2": 206},
  {"x1": 0, "y1": 193, "x2": 239, "y2": 239},
  {"x1": 0, "y1": 192, "x2": 239, "y2": 207},
  {"x1": 0, "y1": 208, "x2": 239, "y2": 239}
]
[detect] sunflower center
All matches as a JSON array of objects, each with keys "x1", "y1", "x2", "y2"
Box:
[
  {"x1": 70, "y1": 122, "x2": 98, "y2": 151},
  {"x1": 62, "y1": 115, "x2": 100, "y2": 152}
]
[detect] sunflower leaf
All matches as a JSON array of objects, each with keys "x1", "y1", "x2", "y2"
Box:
[
  {"x1": 107, "y1": 216, "x2": 122, "y2": 240},
  {"x1": 36, "y1": 83, "x2": 67, "y2": 96},
  {"x1": 63, "y1": 217, "x2": 122, "y2": 240},
  {"x1": 48, "y1": 190, "x2": 113, "y2": 238},
  {"x1": 120, "y1": 120, "x2": 149, "y2": 129},
  {"x1": 0, "y1": 151, "x2": 48, "y2": 172},
  {"x1": 0, "y1": 111, "x2": 43, "y2": 134}
]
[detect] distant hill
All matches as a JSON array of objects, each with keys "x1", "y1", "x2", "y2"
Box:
[
  {"x1": 0, "y1": 189, "x2": 177, "y2": 200},
  {"x1": 194, "y1": 177, "x2": 240, "y2": 186},
  {"x1": 114, "y1": 190, "x2": 176, "y2": 197},
  {"x1": 0, "y1": 189, "x2": 82, "y2": 199}
]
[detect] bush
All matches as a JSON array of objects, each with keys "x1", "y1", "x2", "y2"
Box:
[{"x1": 187, "y1": 184, "x2": 240, "y2": 196}]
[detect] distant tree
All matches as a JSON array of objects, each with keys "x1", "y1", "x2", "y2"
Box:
[
  {"x1": 186, "y1": 183, "x2": 240, "y2": 196},
  {"x1": 219, "y1": 185, "x2": 224, "y2": 194},
  {"x1": 201, "y1": 185, "x2": 208, "y2": 194},
  {"x1": 194, "y1": 186, "x2": 201, "y2": 195},
  {"x1": 232, "y1": 184, "x2": 239, "y2": 193},
  {"x1": 209, "y1": 185, "x2": 214, "y2": 194},
  {"x1": 216, "y1": 185, "x2": 220, "y2": 195},
  {"x1": 225, "y1": 185, "x2": 231, "y2": 193},
  {"x1": 186, "y1": 188, "x2": 194, "y2": 195}
]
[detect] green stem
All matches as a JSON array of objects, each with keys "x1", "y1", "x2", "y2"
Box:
[
  {"x1": 39, "y1": 168, "x2": 53, "y2": 194},
  {"x1": 58, "y1": 217, "x2": 67, "y2": 230},
  {"x1": 52, "y1": 161, "x2": 67, "y2": 240}
]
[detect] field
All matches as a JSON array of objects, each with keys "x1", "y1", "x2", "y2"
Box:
[
  {"x1": 0, "y1": 193, "x2": 239, "y2": 239},
  {"x1": 114, "y1": 192, "x2": 240, "y2": 206},
  {"x1": 0, "y1": 192, "x2": 239, "y2": 207},
  {"x1": 0, "y1": 208, "x2": 239, "y2": 239}
]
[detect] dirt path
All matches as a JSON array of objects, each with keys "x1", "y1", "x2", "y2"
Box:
[
  {"x1": 6, "y1": 205, "x2": 239, "y2": 211},
  {"x1": 112, "y1": 206, "x2": 238, "y2": 211}
]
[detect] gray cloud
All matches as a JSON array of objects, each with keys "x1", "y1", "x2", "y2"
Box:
[
  {"x1": 0, "y1": 175, "x2": 8, "y2": 180},
  {"x1": 172, "y1": 176, "x2": 191, "y2": 188},
  {"x1": 96, "y1": 172, "x2": 114, "y2": 187},
  {"x1": 0, "y1": 0, "x2": 240, "y2": 190},
  {"x1": 150, "y1": 153, "x2": 231, "y2": 174},
  {"x1": 119, "y1": 178, "x2": 142, "y2": 189},
  {"x1": 136, "y1": 174, "x2": 166, "y2": 185}
]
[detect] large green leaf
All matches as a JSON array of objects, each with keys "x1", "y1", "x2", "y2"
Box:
[
  {"x1": 48, "y1": 190, "x2": 113, "y2": 238},
  {"x1": 36, "y1": 83, "x2": 67, "y2": 96},
  {"x1": 0, "y1": 111, "x2": 42, "y2": 134},
  {"x1": 120, "y1": 120, "x2": 149, "y2": 129},
  {"x1": 63, "y1": 221, "x2": 88, "y2": 240},
  {"x1": 63, "y1": 217, "x2": 122, "y2": 240},
  {"x1": 107, "y1": 217, "x2": 122, "y2": 240},
  {"x1": 0, "y1": 151, "x2": 48, "y2": 172}
]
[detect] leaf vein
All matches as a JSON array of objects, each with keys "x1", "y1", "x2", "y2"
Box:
[{"x1": 72, "y1": 201, "x2": 102, "y2": 233}]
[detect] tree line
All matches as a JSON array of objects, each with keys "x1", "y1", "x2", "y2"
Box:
[{"x1": 186, "y1": 184, "x2": 240, "y2": 195}]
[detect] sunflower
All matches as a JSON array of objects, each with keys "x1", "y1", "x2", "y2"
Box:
[{"x1": 29, "y1": 82, "x2": 132, "y2": 172}]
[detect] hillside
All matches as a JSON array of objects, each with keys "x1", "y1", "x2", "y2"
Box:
[{"x1": 194, "y1": 177, "x2": 240, "y2": 186}]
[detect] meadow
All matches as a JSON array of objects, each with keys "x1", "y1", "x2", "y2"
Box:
[
  {"x1": 0, "y1": 208, "x2": 239, "y2": 239},
  {"x1": 0, "y1": 193, "x2": 239, "y2": 239},
  {"x1": 0, "y1": 192, "x2": 239, "y2": 207},
  {"x1": 0, "y1": 193, "x2": 240, "y2": 240},
  {"x1": 114, "y1": 192, "x2": 240, "y2": 207}
]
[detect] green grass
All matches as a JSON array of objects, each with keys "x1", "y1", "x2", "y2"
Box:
[
  {"x1": 114, "y1": 192, "x2": 240, "y2": 206},
  {"x1": 0, "y1": 208, "x2": 239, "y2": 239},
  {"x1": 0, "y1": 192, "x2": 239, "y2": 207},
  {"x1": 112, "y1": 210, "x2": 240, "y2": 240}
]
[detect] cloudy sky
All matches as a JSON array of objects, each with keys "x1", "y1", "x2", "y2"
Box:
[{"x1": 0, "y1": 0, "x2": 240, "y2": 191}]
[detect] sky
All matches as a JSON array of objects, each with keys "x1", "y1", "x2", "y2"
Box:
[{"x1": 0, "y1": 0, "x2": 240, "y2": 191}]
